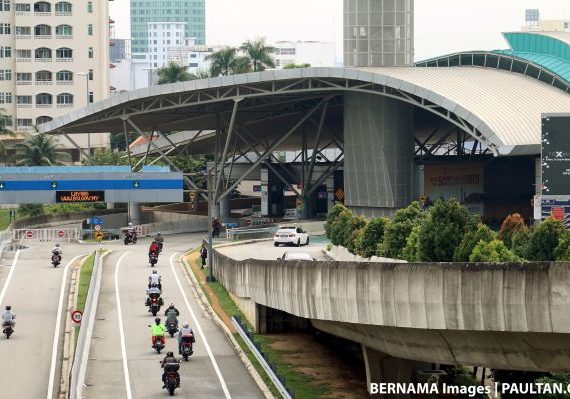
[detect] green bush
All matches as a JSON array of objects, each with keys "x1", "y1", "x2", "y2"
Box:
[
  {"x1": 511, "y1": 229, "x2": 531, "y2": 259},
  {"x1": 356, "y1": 217, "x2": 390, "y2": 258},
  {"x1": 417, "y1": 199, "x2": 477, "y2": 262},
  {"x1": 325, "y1": 203, "x2": 347, "y2": 239},
  {"x1": 329, "y1": 208, "x2": 362, "y2": 249},
  {"x1": 402, "y1": 225, "x2": 420, "y2": 262},
  {"x1": 379, "y1": 202, "x2": 425, "y2": 259},
  {"x1": 498, "y1": 213, "x2": 528, "y2": 248},
  {"x1": 443, "y1": 366, "x2": 487, "y2": 399},
  {"x1": 526, "y1": 218, "x2": 566, "y2": 261},
  {"x1": 18, "y1": 204, "x2": 44, "y2": 217},
  {"x1": 345, "y1": 215, "x2": 366, "y2": 254},
  {"x1": 534, "y1": 373, "x2": 570, "y2": 399},
  {"x1": 554, "y1": 232, "x2": 570, "y2": 261},
  {"x1": 454, "y1": 224, "x2": 496, "y2": 262},
  {"x1": 469, "y1": 239, "x2": 521, "y2": 263}
]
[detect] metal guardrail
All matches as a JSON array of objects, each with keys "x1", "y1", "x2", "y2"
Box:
[
  {"x1": 70, "y1": 250, "x2": 103, "y2": 399},
  {"x1": 226, "y1": 225, "x2": 278, "y2": 240},
  {"x1": 231, "y1": 316, "x2": 292, "y2": 399},
  {"x1": 12, "y1": 227, "x2": 81, "y2": 242}
]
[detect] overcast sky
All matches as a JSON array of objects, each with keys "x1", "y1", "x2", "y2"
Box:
[{"x1": 110, "y1": 0, "x2": 570, "y2": 61}]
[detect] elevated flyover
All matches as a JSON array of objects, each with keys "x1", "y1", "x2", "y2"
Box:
[{"x1": 211, "y1": 248, "x2": 570, "y2": 374}]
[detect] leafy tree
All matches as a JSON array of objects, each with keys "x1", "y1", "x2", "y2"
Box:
[
  {"x1": 554, "y1": 232, "x2": 570, "y2": 261},
  {"x1": 511, "y1": 229, "x2": 531, "y2": 260},
  {"x1": 325, "y1": 203, "x2": 347, "y2": 239},
  {"x1": 157, "y1": 62, "x2": 192, "y2": 84},
  {"x1": 15, "y1": 134, "x2": 70, "y2": 166},
  {"x1": 355, "y1": 217, "x2": 389, "y2": 258},
  {"x1": 535, "y1": 373, "x2": 570, "y2": 399},
  {"x1": 379, "y1": 202, "x2": 425, "y2": 259},
  {"x1": 84, "y1": 148, "x2": 129, "y2": 166},
  {"x1": 525, "y1": 218, "x2": 566, "y2": 261},
  {"x1": 469, "y1": 239, "x2": 521, "y2": 263},
  {"x1": 492, "y1": 370, "x2": 548, "y2": 399},
  {"x1": 18, "y1": 204, "x2": 44, "y2": 217},
  {"x1": 442, "y1": 366, "x2": 487, "y2": 399},
  {"x1": 282, "y1": 63, "x2": 311, "y2": 69},
  {"x1": 417, "y1": 199, "x2": 477, "y2": 262},
  {"x1": 346, "y1": 216, "x2": 366, "y2": 254},
  {"x1": 329, "y1": 208, "x2": 363, "y2": 248},
  {"x1": 0, "y1": 108, "x2": 14, "y2": 165},
  {"x1": 454, "y1": 224, "x2": 496, "y2": 262},
  {"x1": 240, "y1": 38, "x2": 276, "y2": 72},
  {"x1": 191, "y1": 69, "x2": 210, "y2": 79},
  {"x1": 402, "y1": 225, "x2": 421, "y2": 262},
  {"x1": 498, "y1": 213, "x2": 528, "y2": 248},
  {"x1": 205, "y1": 47, "x2": 241, "y2": 76}
]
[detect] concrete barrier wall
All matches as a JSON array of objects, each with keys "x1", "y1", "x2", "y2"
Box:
[
  {"x1": 10, "y1": 208, "x2": 127, "y2": 229},
  {"x1": 148, "y1": 211, "x2": 208, "y2": 234},
  {"x1": 212, "y1": 252, "x2": 570, "y2": 334}
]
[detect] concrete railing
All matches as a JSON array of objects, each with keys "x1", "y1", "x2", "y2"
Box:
[{"x1": 212, "y1": 250, "x2": 570, "y2": 371}]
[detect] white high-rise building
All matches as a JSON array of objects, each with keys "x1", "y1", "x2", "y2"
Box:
[
  {"x1": 0, "y1": 0, "x2": 110, "y2": 161},
  {"x1": 274, "y1": 41, "x2": 336, "y2": 68},
  {"x1": 146, "y1": 22, "x2": 195, "y2": 69},
  {"x1": 168, "y1": 44, "x2": 226, "y2": 74}
]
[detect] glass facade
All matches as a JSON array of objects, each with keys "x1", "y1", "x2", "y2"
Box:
[
  {"x1": 130, "y1": 0, "x2": 205, "y2": 54},
  {"x1": 344, "y1": 0, "x2": 413, "y2": 67}
]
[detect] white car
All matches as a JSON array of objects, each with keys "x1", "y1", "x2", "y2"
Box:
[
  {"x1": 273, "y1": 226, "x2": 309, "y2": 247},
  {"x1": 278, "y1": 252, "x2": 315, "y2": 261}
]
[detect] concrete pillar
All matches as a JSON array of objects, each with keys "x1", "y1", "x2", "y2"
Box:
[
  {"x1": 219, "y1": 196, "x2": 230, "y2": 220},
  {"x1": 343, "y1": 92, "x2": 414, "y2": 217},
  {"x1": 261, "y1": 166, "x2": 269, "y2": 217},
  {"x1": 326, "y1": 174, "x2": 335, "y2": 213},
  {"x1": 128, "y1": 203, "x2": 142, "y2": 225},
  {"x1": 362, "y1": 345, "x2": 430, "y2": 398}
]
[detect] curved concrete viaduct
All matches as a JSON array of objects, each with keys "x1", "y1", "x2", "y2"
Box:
[{"x1": 212, "y1": 250, "x2": 570, "y2": 373}]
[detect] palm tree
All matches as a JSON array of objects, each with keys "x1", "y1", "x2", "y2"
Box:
[
  {"x1": 0, "y1": 108, "x2": 15, "y2": 165},
  {"x1": 15, "y1": 133, "x2": 70, "y2": 166},
  {"x1": 240, "y1": 39, "x2": 276, "y2": 72},
  {"x1": 205, "y1": 47, "x2": 240, "y2": 76},
  {"x1": 157, "y1": 62, "x2": 192, "y2": 85}
]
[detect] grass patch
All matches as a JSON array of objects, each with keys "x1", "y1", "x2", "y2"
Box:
[
  {"x1": 74, "y1": 252, "x2": 95, "y2": 344},
  {"x1": 0, "y1": 209, "x2": 12, "y2": 230}
]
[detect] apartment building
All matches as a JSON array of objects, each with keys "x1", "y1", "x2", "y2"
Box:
[{"x1": 0, "y1": 0, "x2": 110, "y2": 161}]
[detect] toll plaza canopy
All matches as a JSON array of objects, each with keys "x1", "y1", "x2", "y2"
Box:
[{"x1": 39, "y1": 67, "x2": 570, "y2": 156}]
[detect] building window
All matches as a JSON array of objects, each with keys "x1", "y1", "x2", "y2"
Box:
[
  {"x1": 16, "y1": 72, "x2": 31, "y2": 82},
  {"x1": 2, "y1": 116, "x2": 12, "y2": 127},
  {"x1": 88, "y1": 47, "x2": 93, "y2": 58},
  {"x1": 34, "y1": 24, "x2": 51, "y2": 36},
  {"x1": 88, "y1": 91, "x2": 93, "y2": 103},
  {"x1": 56, "y1": 47, "x2": 72, "y2": 59},
  {"x1": 87, "y1": 24, "x2": 93, "y2": 36},
  {"x1": 15, "y1": 3, "x2": 30, "y2": 12},
  {"x1": 87, "y1": 1, "x2": 92, "y2": 13},
  {"x1": 54, "y1": 1, "x2": 71, "y2": 14},
  {"x1": 88, "y1": 69, "x2": 93, "y2": 80},
  {"x1": 0, "y1": 0, "x2": 10, "y2": 11},
  {"x1": 15, "y1": 26, "x2": 31, "y2": 36},
  {"x1": 33, "y1": 1, "x2": 50, "y2": 12},
  {"x1": 0, "y1": 23, "x2": 10, "y2": 34},
  {"x1": 34, "y1": 47, "x2": 52, "y2": 59},
  {"x1": 276, "y1": 48, "x2": 296, "y2": 55},
  {"x1": 16, "y1": 95, "x2": 32, "y2": 104},
  {"x1": 56, "y1": 24, "x2": 72, "y2": 36},
  {"x1": 0, "y1": 47, "x2": 11, "y2": 58},
  {"x1": 36, "y1": 115, "x2": 52, "y2": 125},
  {"x1": 0, "y1": 92, "x2": 12, "y2": 103},
  {"x1": 36, "y1": 92, "x2": 52, "y2": 105},
  {"x1": 56, "y1": 70, "x2": 72, "y2": 82},
  {"x1": 15, "y1": 49, "x2": 31, "y2": 59},
  {"x1": 56, "y1": 93, "x2": 73, "y2": 105},
  {"x1": 35, "y1": 70, "x2": 52, "y2": 82},
  {"x1": 17, "y1": 118, "x2": 32, "y2": 127},
  {"x1": 0, "y1": 69, "x2": 11, "y2": 80}
]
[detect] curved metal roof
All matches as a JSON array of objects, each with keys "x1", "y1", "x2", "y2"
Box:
[{"x1": 40, "y1": 67, "x2": 570, "y2": 156}]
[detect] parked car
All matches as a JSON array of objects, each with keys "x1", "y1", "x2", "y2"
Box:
[
  {"x1": 273, "y1": 226, "x2": 309, "y2": 247},
  {"x1": 278, "y1": 252, "x2": 315, "y2": 261}
]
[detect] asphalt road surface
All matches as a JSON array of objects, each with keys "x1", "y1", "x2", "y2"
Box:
[
  {"x1": 0, "y1": 241, "x2": 89, "y2": 399},
  {"x1": 83, "y1": 233, "x2": 265, "y2": 398},
  {"x1": 217, "y1": 238, "x2": 327, "y2": 261}
]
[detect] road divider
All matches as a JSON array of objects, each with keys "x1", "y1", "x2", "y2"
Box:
[{"x1": 115, "y1": 252, "x2": 133, "y2": 399}]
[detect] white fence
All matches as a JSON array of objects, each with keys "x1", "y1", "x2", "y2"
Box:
[{"x1": 12, "y1": 227, "x2": 81, "y2": 242}]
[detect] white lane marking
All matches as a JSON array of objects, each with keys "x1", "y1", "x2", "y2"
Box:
[
  {"x1": 115, "y1": 252, "x2": 133, "y2": 399},
  {"x1": 0, "y1": 249, "x2": 20, "y2": 306},
  {"x1": 47, "y1": 254, "x2": 84, "y2": 399},
  {"x1": 169, "y1": 252, "x2": 232, "y2": 399}
]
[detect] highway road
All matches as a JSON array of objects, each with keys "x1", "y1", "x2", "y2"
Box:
[
  {"x1": 0, "y1": 241, "x2": 88, "y2": 399},
  {"x1": 83, "y1": 233, "x2": 265, "y2": 398},
  {"x1": 0, "y1": 233, "x2": 265, "y2": 399},
  {"x1": 217, "y1": 238, "x2": 328, "y2": 261}
]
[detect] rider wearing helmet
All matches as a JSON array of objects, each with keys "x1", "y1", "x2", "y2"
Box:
[
  {"x1": 52, "y1": 243, "x2": 62, "y2": 261},
  {"x1": 164, "y1": 303, "x2": 180, "y2": 330},
  {"x1": 149, "y1": 240, "x2": 159, "y2": 257},
  {"x1": 153, "y1": 232, "x2": 164, "y2": 252},
  {"x1": 150, "y1": 317, "x2": 166, "y2": 348},
  {"x1": 177, "y1": 322, "x2": 195, "y2": 354},
  {"x1": 146, "y1": 284, "x2": 163, "y2": 309},
  {"x1": 2, "y1": 305, "x2": 15, "y2": 330},
  {"x1": 161, "y1": 350, "x2": 180, "y2": 388},
  {"x1": 148, "y1": 269, "x2": 162, "y2": 290}
]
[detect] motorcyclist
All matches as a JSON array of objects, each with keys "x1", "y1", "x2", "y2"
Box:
[
  {"x1": 161, "y1": 351, "x2": 180, "y2": 389},
  {"x1": 148, "y1": 270, "x2": 162, "y2": 290},
  {"x1": 125, "y1": 222, "x2": 137, "y2": 241},
  {"x1": 177, "y1": 322, "x2": 195, "y2": 354},
  {"x1": 212, "y1": 218, "x2": 221, "y2": 237},
  {"x1": 153, "y1": 232, "x2": 164, "y2": 252},
  {"x1": 52, "y1": 243, "x2": 62, "y2": 262},
  {"x1": 149, "y1": 241, "x2": 159, "y2": 257},
  {"x1": 150, "y1": 317, "x2": 166, "y2": 349},
  {"x1": 164, "y1": 303, "x2": 180, "y2": 330},
  {"x1": 2, "y1": 305, "x2": 15, "y2": 330},
  {"x1": 146, "y1": 284, "x2": 163, "y2": 309}
]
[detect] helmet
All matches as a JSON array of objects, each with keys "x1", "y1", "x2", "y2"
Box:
[
  {"x1": 155, "y1": 317, "x2": 161, "y2": 324},
  {"x1": 157, "y1": 232, "x2": 161, "y2": 236},
  {"x1": 152, "y1": 270, "x2": 158, "y2": 274},
  {"x1": 55, "y1": 243, "x2": 60, "y2": 247},
  {"x1": 183, "y1": 322, "x2": 189, "y2": 328},
  {"x1": 5, "y1": 305, "x2": 10, "y2": 310},
  {"x1": 128, "y1": 222, "x2": 133, "y2": 227},
  {"x1": 169, "y1": 303, "x2": 174, "y2": 308},
  {"x1": 167, "y1": 351, "x2": 174, "y2": 357}
]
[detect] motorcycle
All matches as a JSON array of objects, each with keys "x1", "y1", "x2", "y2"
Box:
[
  {"x1": 124, "y1": 230, "x2": 137, "y2": 245},
  {"x1": 164, "y1": 364, "x2": 180, "y2": 396},
  {"x1": 152, "y1": 336, "x2": 165, "y2": 354},
  {"x1": 180, "y1": 336, "x2": 194, "y2": 361},
  {"x1": 146, "y1": 295, "x2": 163, "y2": 316},
  {"x1": 166, "y1": 319, "x2": 178, "y2": 338},
  {"x1": 149, "y1": 252, "x2": 158, "y2": 267},
  {"x1": 157, "y1": 241, "x2": 164, "y2": 253},
  {"x1": 51, "y1": 253, "x2": 61, "y2": 268},
  {"x1": 212, "y1": 225, "x2": 220, "y2": 238},
  {"x1": 3, "y1": 322, "x2": 13, "y2": 339}
]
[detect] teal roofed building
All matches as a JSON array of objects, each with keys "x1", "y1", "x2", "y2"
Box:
[{"x1": 416, "y1": 31, "x2": 570, "y2": 93}]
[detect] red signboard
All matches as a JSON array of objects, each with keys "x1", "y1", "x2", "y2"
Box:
[
  {"x1": 57, "y1": 230, "x2": 65, "y2": 238},
  {"x1": 551, "y1": 207, "x2": 565, "y2": 221},
  {"x1": 25, "y1": 230, "x2": 33, "y2": 238}
]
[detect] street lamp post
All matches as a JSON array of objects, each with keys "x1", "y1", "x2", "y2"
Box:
[{"x1": 76, "y1": 72, "x2": 90, "y2": 164}]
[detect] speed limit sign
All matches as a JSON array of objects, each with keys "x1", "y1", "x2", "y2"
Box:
[
  {"x1": 71, "y1": 310, "x2": 83, "y2": 324},
  {"x1": 94, "y1": 225, "x2": 101, "y2": 231}
]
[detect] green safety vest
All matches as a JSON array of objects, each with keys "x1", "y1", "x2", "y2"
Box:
[{"x1": 151, "y1": 323, "x2": 166, "y2": 336}]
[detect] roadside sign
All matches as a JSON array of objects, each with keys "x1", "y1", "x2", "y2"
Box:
[
  {"x1": 25, "y1": 230, "x2": 33, "y2": 238},
  {"x1": 90, "y1": 217, "x2": 103, "y2": 225},
  {"x1": 189, "y1": 192, "x2": 196, "y2": 200},
  {"x1": 94, "y1": 231, "x2": 103, "y2": 241},
  {"x1": 94, "y1": 225, "x2": 101, "y2": 231},
  {"x1": 57, "y1": 230, "x2": 65, "y2": 238},
  {"x1": 335, "y1": 188, "x2": 345, "y2": 201},
  {"x1": 552, "y1": 207, "x2": 565, "y2": 221},
  {"x1": 71, "y1": 310, "x2": 83, "y2": 324}
]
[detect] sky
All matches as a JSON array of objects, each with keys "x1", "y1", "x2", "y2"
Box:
[{"x1": 110, "y1": 0, "x2": 570, "y2": 62}]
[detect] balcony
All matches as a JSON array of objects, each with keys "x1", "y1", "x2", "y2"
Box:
[
  {"x1": 34, "y1": 12, "x2": 51, "y2": 17},
  {"x1": 56, "y1": 81, "x2": 73, "y2": 85},
  {"x1": 36, "y1": 104, "x2": 53, "y2": 108},
  {"x1": 56, "y1": 103, "x2": 73, "y2": 108},
  {"x1": 35, "y1": 58, "x2": 52, "y2": 62},
  {"x1": 16, "y1": 104, "x2": 32, "y2": 108},
  {"x1": 55, "y1": 35, "x2": 73, "y2": 40},
  {"x1": 56, "y1": 58, "x2": 73, "y2": 62},
  {"x1": 55, "y1": 11, "x2": 72, "y2": 16},
  {"x1": 34, "y1": 35, "x2": 52, "y2": 39},
  {"x1": 15, "y1": 11, "x2": 31, "y2": 16},
  {"x1": 15, "y1": 35, "x2": 31, "y2": 39},
  {"x1": 16, "y1": 81, "x2": 32, "y2": 85},
  {"x1": 15, "y1": 58, "x2": 32, "y2": 62},
  {"x1": 36, "y1": 80, "x2": 52, "y2": 85}
]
